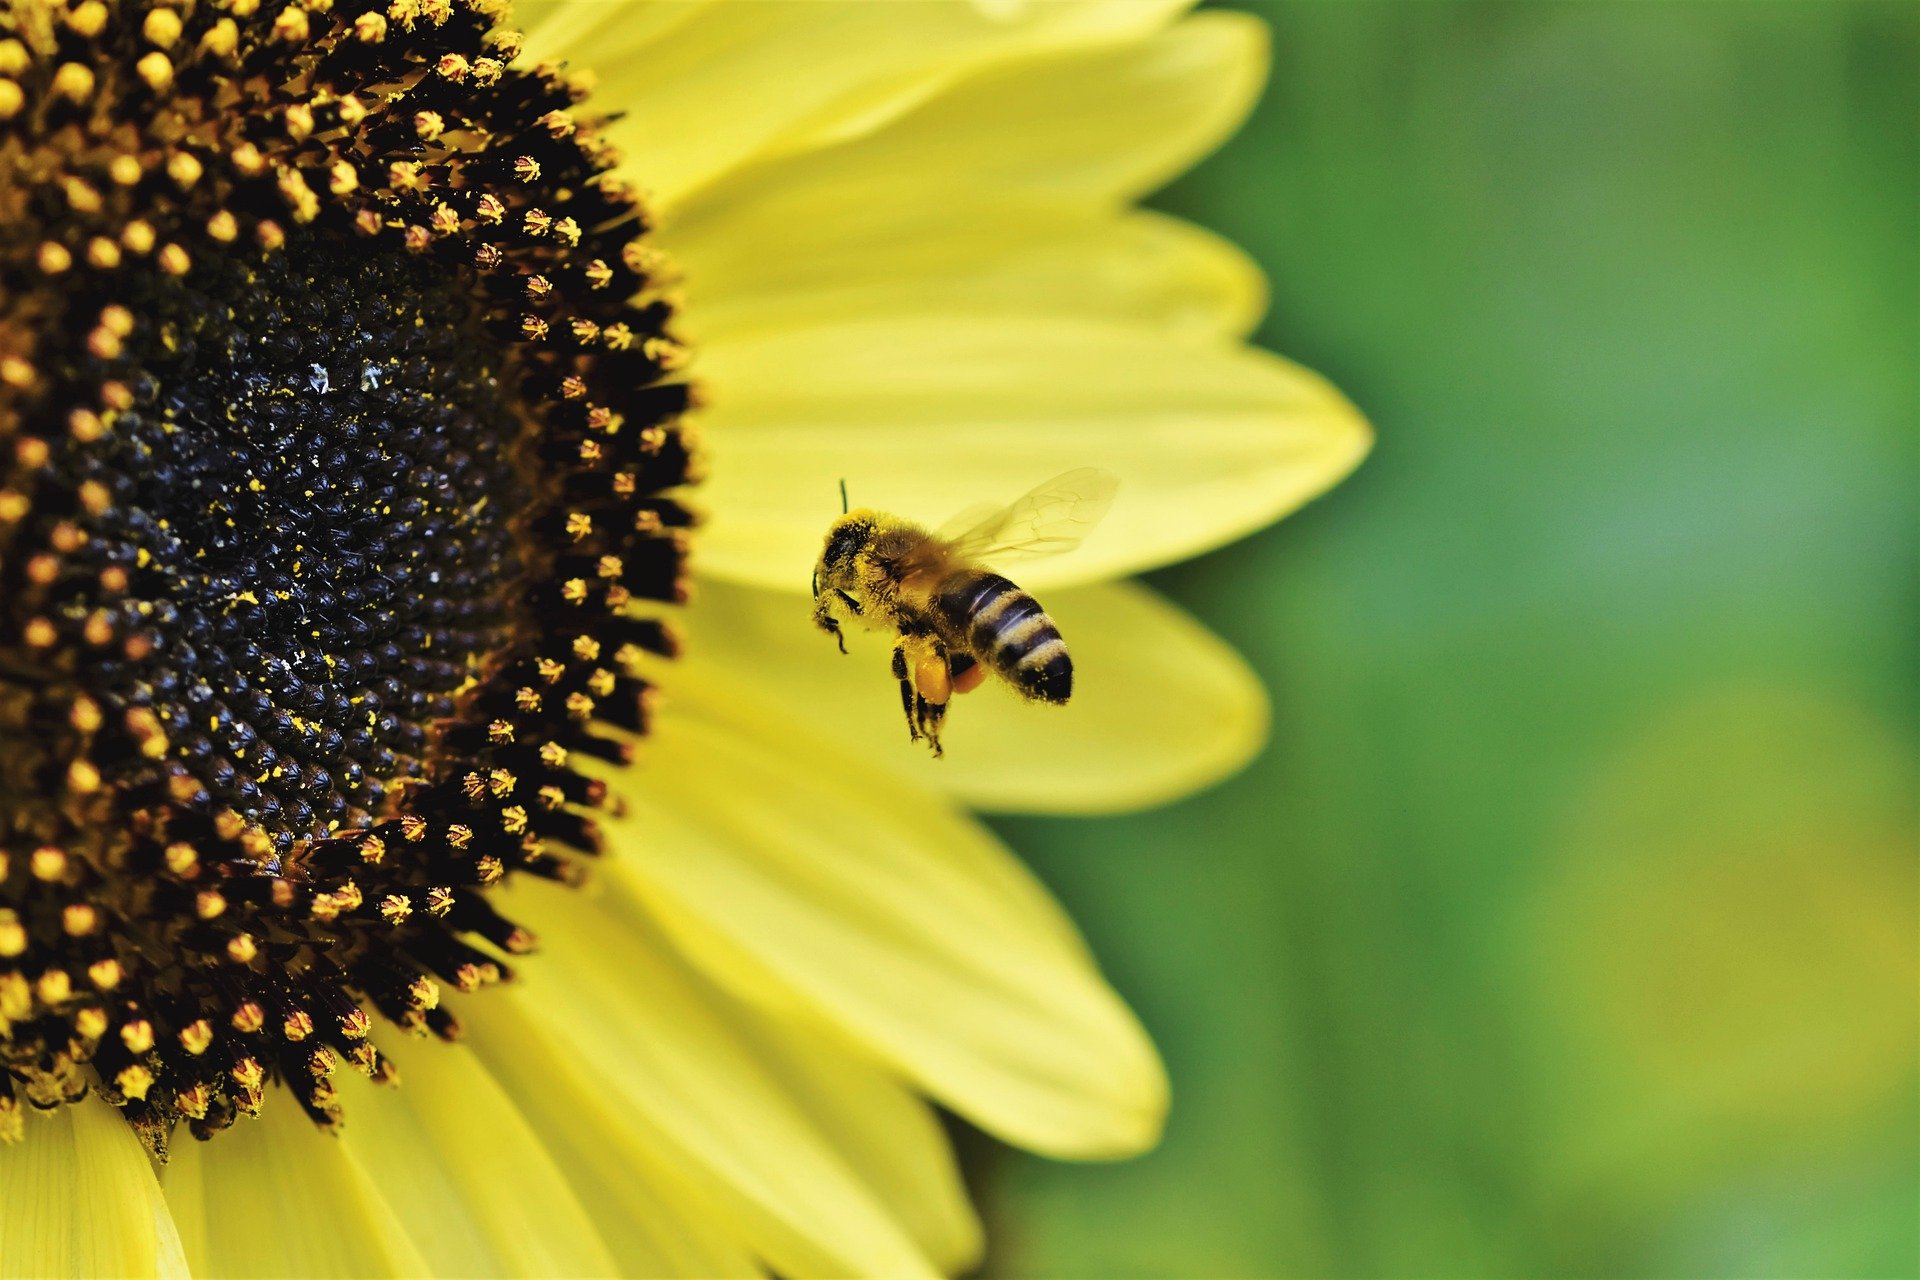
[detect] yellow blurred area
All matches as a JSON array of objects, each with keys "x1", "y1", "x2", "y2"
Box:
[{"x1": 1527, "y1": 690, "x2": 1915, "y2": 1197}]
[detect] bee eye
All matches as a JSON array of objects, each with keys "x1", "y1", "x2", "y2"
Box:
[{"x1": 825, "y1": 525, "x2": 864, "y2": 566}]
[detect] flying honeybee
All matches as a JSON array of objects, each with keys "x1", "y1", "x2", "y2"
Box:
[{"x1": 811, "y1": 468, "x2": 1119, "y2": 756}]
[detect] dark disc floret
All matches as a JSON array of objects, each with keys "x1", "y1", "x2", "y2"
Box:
[{"x1": 0, "y1": 0, "x2": 693, "y2": 1155}]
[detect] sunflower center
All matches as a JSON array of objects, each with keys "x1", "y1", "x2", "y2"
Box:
[
  {"x1": 88, "y1": 236, "x2": 531, "y2": 854},
  {"x1": 0, "y1": 0, "x2": 695, "y2": 1157}
]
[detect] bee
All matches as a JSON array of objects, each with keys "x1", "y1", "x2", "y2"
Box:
[{"x1": 811, "y1": 468, "x2": 1118, "y2": 757}]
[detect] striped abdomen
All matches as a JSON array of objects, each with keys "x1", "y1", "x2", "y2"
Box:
[{"x1": 934, "y1": 571, "x2": 1072, "y2": 703}]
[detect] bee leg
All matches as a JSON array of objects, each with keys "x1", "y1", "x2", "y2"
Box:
[
  {"x1": 891, "y1": 639, "x2": 919, "y2": 743},
  {"x1": 919, "y1": 695, "x2": 946, "y2": 758},
  {"x1": 912, "y1": 643, "x2": 951, "y2": 758},
  {"x1": 813, "y1": 594, "x2": 847, "y2": 655}
]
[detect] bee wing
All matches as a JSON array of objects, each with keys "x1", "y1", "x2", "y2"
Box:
[{"x1": 938, "y1": 468, "x2": 1119, "y2": 564}]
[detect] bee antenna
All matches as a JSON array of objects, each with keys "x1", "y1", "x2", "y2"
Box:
[{"x1": 838, "y1": 478, "x2": 849, "y2": 514}]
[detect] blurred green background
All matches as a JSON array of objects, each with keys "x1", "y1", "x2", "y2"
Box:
[{"x1": 987, "y1": 3, "x2": 1918, "y2": 1276}]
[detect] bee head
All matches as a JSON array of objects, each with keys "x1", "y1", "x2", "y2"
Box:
[{"x1": 813, "y1": 515, "x2": 874, "y2": 596}]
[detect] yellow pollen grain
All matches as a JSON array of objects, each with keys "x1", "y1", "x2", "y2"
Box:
[
  {"x1": 199, "y1": 17, "x2": 239, "y2": 57},
  {"x1": 0, "y1": 81, "x2": 23, "y2": 121},
  {"x1": 277, "y1": 168, "x2": 319, "y2": 221},
  {"x1": 167, "y1": 151, "x2": 204, "y2": 188},
  {"x1": 115, "y1": 1066, "x2": 155, "y2": 1101},
  {"x1": 69, "y1": 696, "x2": 103, "y2": 733},
  {"x1": 143, "y1": 7, "x2": 182, "y2": 45},
  {"x1": 66, "y1": 0, "x2": 110, "y2": 35},
  {"x1": 120, "y1": 1019, "x2": 155, "y2": 1055},
  {"x1": 122, "y1": 220, "x2": 156, "y2": 254},
  {"x1": 159, "y1": 243, "x2": 192, "y2": 275},
  {"x1": 73, "y1": 1006, "x2": 108, "y2": 1041},
  {"x1": 0, "y1": 915, "x2": 25, "y2": 958},
  {"x1": 179, "y1": 1020, "x2": 214, "y2": 1055},
  {"x1": 37, "y1": 970, "x2": 73, "y2": 1004},
  {"x1": 52, "y1": 63, "x2": 94, "y2": 103},
  {"x1": 273, "y1": 5, "x2": 310, "y2": 41},
  {"x1": 87, "y1": 237, "x2": 122, "y2": 270},
  {"x1": 37, "y1": 242, "x2": 72, "y2": 275}
]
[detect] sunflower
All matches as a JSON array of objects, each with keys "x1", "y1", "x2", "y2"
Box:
[{"x1": 0, "y1": 0, "x2": 1367, "y2": 1274}]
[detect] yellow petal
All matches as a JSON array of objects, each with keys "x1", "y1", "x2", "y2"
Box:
[
  {"x1": 693, "y1": 314, "x2": 1370, "y2": 593},
  {"x1": 458, "y1": 996, "x2": 761, "y2": 1278},
  {"x1": 714, "y1": 997, "x2": 984, "y2": 1275},
  {"x1": 332, "y1": 1045, "x2": 617, "y2": 1277},
  {"x1": 671, "y1": 207, "x2": 1265, "y2": 347},
  {"x1": 516, "y1": 0, "x2": 711, "y2": 71},
  {"x1": 665, "y1": 11, "x2": 1264, "y2": 225},
  {"x1": 496, "y1": 878, "x2": 942, "y2": 1280},
  {"x1": 594, "y1": 697, "x2": 1169, "y2": 1158},
  {"x1": 167, "y1": 1094, "x2": 428, "y2": 1279},
  {"x1": 557, "y1": 1, "x2": 1192, "y2": 211},
  {"x1": 0, "y1": 1098, "x2": 187, "y2": 1280},
  {"x1": 674, "y1": 577, "x2": 1266, "y2": 813}
]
